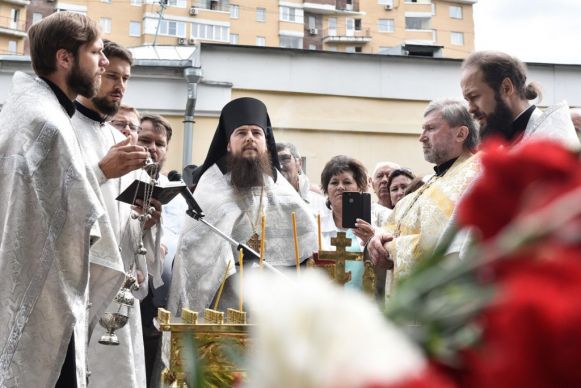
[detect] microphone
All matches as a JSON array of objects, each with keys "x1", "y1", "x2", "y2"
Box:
[{"x1": 168, "y1": 170, "x2": 205, "y2": 219}]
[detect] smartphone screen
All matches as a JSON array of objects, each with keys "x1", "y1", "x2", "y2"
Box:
[{"x1": 341, "y1": 192, "x2": 371, "y2": 228}]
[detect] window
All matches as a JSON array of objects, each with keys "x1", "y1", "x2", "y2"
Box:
[
  {"x1": 10, "y1": 9, "x2": 19, "y2": 29},
  {"x1": 355, "y1": 46, "x2": 362, "y2": 53},
  {"x1": 101, "y1": 0, "x2": 111, "y2": 3},
  {"x1": 405, "y1": 16, "x2": 431, "y2": 30},
  {"x1": 328, "y1": 17, "x2": 337, "y2": 34},
  {"x1": 191, "y1": 22, "x2": 229, "y2": 42},
  {"x1": 279, "y1": 35, "x2": 302, "y2": 49},
  {"x1": 450, "y1": 31, "x2": 464, "y2": 45},
  {"x1": 8, "y1": 40, "x2": 17, "y2": 54},
  {"x1": 378, "y1": 0, "x2": 394, "y2": 6},
  {"x1": 100, "y1": 17, "x2": 112, "y2": 33},
  {"x1": 308, "y1": 16, "x2": 316, "y2": 30},
  {"x1": 256, "y1": 36, "x2": 266, "y2": 46},
  {"x1": 256, "y1": 7, "x2": 266, "y2": 22},
  {"x1": 345, "y1": 46, "x2": 356, "y2": 53},
  {"x1": 378, "y1": 19, "x2": 395, "y2": 32},
  {"x1": 405, "y1": 0, "x2": 431, "y2": 3},
  {"x1": 230, "y1": 33, "x2": 239, "y2": 44},
  {"x1": 159, "y1": 20, "x2": 186, "y2": 37},
  {"x1": 129, "y1": 21, "x2": 141, "y2": 37},
  {"x1": 131, "y1": 0, "x2": 142, "y2": 5},
  {"x1": 308, "y1": 44, "x2": 316, "y2": 50},
  {"x1": 230, "y1": 4, "x2": 239, "y2": 18},
  {"x1": 354, "y1": 19, "x2": 362, "y2": 30},
  {"x1": 449, "y1": 5, "x2": 462, "y2": 19},
  {"x1": 280, "y1": 6, "x2": 304, "y2": 23},
  {"x1": 32, "y1": 12, "x2": 43, "y2": 24},
  {"x1": 167, "y1": 0, "x2": 187, "y2": 7}
]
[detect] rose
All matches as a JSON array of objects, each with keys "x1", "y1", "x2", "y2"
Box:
[{"x1": 457, "y1": 140, "x2": 580, "y2": 241}]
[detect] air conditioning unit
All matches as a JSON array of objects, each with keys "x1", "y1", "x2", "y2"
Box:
[
  {"x1": 188, "y1": 38, "x2": 196, "y2": 44},
  {"x1": 384, "y1": 4, "x2": 393, "y2": 10},
  {"x1": 309, "y1": 28, "x2": 318, "y2": 35},
  {"x1": 177, "y1": 38, "x2": 187, "y2": 45},
  {"x1": 189, "y1": 7, "x2": 198, "y2": 16}
]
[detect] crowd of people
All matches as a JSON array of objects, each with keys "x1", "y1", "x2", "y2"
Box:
[{"x1": 0, "y1": 11, "x2": 579, "y2": 388}]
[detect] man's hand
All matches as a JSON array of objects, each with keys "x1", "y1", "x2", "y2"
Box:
[
  {"x1": 132, "y1": 198, "x2": 162, "y2": 230},
  {"x1": 368, "y1": 231, "x2": 394, "y2": 269},
  {"x1": 99, "y1": 137, "x2": 149, "y2": 179}
]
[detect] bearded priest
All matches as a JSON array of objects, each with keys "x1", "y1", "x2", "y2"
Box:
[{"x1": 168, "y1": 97, "x2": 317, "y2": 315}]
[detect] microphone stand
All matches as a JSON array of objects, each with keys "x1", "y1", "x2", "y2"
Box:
[{"x1": 179, "y1": 186, "x2": 285, "y2": 277}]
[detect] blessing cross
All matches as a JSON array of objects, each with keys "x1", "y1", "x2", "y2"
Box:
[{"x1": 317, "y1": 232, "x2": 361, "y2": 285}]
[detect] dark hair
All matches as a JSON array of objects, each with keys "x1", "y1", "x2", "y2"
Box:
[
  {"x1": 28, "y1": 12, "x2": 99, "y2": 77},
  {"x1": 462, "y1": 51, "x2": 542, "y2": 102},
  {"x1": 385, "y1": 168, "x2": 415, "y2": 208},
  {"x1": 140, "y1": 113, "x2": 173, "y2": 143},
  {"x1": 321, "y1": 155, "x2": 368, "y2": 197},
  {"x1": 403, "y1": 177, "x2": 425, "y2": 196},
  {"x1": 103, "y1": 39, "x2": 133, "y2": 65},
  {"x1": 424, "y1": 99, "x2": 479, "y2": 151}
]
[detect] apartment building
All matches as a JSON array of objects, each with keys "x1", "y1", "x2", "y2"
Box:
[
  {"x1": 25, "y1": 0, "x2": 475, "y2": 58},
  {"x1": 0, "y1": 0, "x2": 29, "y2": 55}
]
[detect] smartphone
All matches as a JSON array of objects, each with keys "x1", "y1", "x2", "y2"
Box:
[{"x1": 342, "y1": 192, "x2": 371, "y2": 229}]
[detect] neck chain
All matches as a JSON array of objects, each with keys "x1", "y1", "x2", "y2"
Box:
[
  {"x1": 237, "y1": 185, "x2": 265, "y2": 252},
  {"x1": 394, "y1": 175, "x2": 437, "y2": 238}
]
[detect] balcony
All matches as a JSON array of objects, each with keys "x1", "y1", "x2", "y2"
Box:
[
  {"x1": 192, "y1": 1, "x2": 229, "y2": 12},
  {"x1": 0, "y1": 17, "x2": 27, "y2": 38},
  {"x1": 303, "y1": 1, "x2": 363, "y2": 15},
  {"x1": 322, "y1": 27, "x2": 371, "y2": 44}
]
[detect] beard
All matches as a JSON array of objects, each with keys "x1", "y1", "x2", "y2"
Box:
[
  {"x1": 227, "y1": 151, "x2": 272, "y2": 190},
  {"x1": 92, "y1": 94, "x2": 120, "y2": 116},
  {"x1": 67, "y1": 58, "x2": 99, "y2": 99},
  {"x1": 480, "y1": 93, "x2": 514, "y2": 141}
]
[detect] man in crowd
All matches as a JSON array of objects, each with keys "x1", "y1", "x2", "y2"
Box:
[
  {"x1": 168, "y1": 97, "x2": 317, "y2": 315},
  {"x1": 276, "y1": 141, "x2": 326, "y2": 215},
  {"x1": 110, "y1": 104, "x2": 141, "y2": 144},
  {"x1": 461, "y1": 50, "x2": 579, "y2": 148},
  {"x1": 72, "y1": 40, "x2": 162, "y2": 388},
  {"x1": 370, "y1": 161, "x2": 400, "y2": 210},
  {"x1": 368, "y1": 100, "x2": 480, "y2": 290},
  {"x1": 0, "y1": 12, "x2": 112, "y2": 387}
]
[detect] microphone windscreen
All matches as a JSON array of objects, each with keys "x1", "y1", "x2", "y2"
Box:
[{"x1": 168, "y1": 170, "x2": 182, "y2": 181}]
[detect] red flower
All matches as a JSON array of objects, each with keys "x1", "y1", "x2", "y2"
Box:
[
  {"x1": 457, "y1": 140, "x2": 580, "y2": 240},
  {"x1": 449, "y1": 246, "x2": 581, "y2": 388}
]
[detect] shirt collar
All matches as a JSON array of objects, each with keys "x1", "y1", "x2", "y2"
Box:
[
  {"x1": 433, "y1": 156, "x2": 458, "y2": 177},
  {"x1": 74, "y1": 100, "x2": 107, "y2": 124},
  {"x1": 40, "y1": 77, "x2": 76, "y2": 118},
  {"x1": 509, "y1": 104, "x2": 536, "y2": 142}
]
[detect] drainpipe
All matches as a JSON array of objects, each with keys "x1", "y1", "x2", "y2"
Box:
[{"x1": 182, "y1": 66, "x2": 202, "y2": 168}]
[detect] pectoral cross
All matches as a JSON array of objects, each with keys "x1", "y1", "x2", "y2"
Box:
[
  {"x1": 317, "y1": 232, "x2": 361, "y2": 285},
  {"x1": 247, "y1": 232, "x2": 261, "y2": 252}
]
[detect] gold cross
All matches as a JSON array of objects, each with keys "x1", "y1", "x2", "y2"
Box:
[
  {"x1": 247, "y1": 232, "x2": 261, "y2": 252},
  {"x1": 317, "y1": 232, "x2": 361, "y2": 285}
]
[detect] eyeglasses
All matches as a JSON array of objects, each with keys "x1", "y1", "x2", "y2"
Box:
[
  {"x1": 110, "y1": 120, "x2": 140, "y2": 132},
  {"x1": 278, "y1": 154, "x2": 294, "y2": 165}
]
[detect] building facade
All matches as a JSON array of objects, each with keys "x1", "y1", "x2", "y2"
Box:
[
  {"x1": 0, "y1": 0, "x2": 29, "y2": 55},
  {"x1": 24, "y1": 0, "x2": 475, "y2": 58}
]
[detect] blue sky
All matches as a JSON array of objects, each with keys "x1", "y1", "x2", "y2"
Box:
[{"x1": 474, "y1": 0, "x2": 581, "y2": 64}]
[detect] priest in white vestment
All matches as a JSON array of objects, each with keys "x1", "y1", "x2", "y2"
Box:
[
  {"x1": 0, "y1": 13, "x2": 122, "y2": 388},
  {"x1": 168, "y1": 97, "x2": 317, "y2": 316},
  {"x1": 71, "y1": 41, "x2": 162, "y2": 388},
  {"x1": 368, "y1": 100, "x2": 481, "y2": 292}
]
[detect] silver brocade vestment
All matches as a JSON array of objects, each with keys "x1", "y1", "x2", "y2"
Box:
[
  {"x1": 71, "y1": 110, "x2": 163, "y2": 388},
  {"x1": 167, "y1": 164, "x2": 318, "y2": 315},
  {"x1": 523, "y1": 102, "x2": 580, "y2": 149},
  {"x1": 0, "y1": 72, "x2": 109, "y2": 387}
]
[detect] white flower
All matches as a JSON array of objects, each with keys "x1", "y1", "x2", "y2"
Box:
[{"x1": 243, "y1": 271, "x2": 426, "y2": 388}]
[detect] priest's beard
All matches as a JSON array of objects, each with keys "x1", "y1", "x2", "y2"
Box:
[
  {"x1": 67, "y1": 58, "x2": 99, "y2": 99},
  {"x1": 480, "y1": 93, "x2": 514, "y2": 141},
  {"x1": 92, "y1": 95, "x2": 120, "y2": 116},
  {"x1": 228, "y1": 151, "x2": 272, "y2": 190}
]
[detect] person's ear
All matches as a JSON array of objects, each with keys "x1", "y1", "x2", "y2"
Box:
[
  {"x1": 55, "y1": 48, "x2": 73, "y2": 71},
  {"x1": 457, "y1": 125, "x2": 469, "y2": 144},
  {"x1": 501, "y1": 77, "x2": 515, "y2": 98},
  {"x1": 226, "y1": 141, "x2": 231, "y2": 153}
]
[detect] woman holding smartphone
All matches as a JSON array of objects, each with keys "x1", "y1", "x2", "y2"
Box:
[{"x1": 319, "y1": 155, "x2": 390, "y2": 288}]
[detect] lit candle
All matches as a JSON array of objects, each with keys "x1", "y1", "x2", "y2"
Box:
[
  {"x1": 317, "y1": 212, "x2": 322, "y2": 251},
  {"x1": 260, "y1": 210, "x2": 266, "y2": 267},
  {"x1": 292, "y1": 212, "x2": 300, "y2": 273},
  {"x1": 213, "y1": 261, "x2": 231, "y2": 311},
  {"x1": 238, "y1": 248, "x2": 244, "y2": 312}
]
